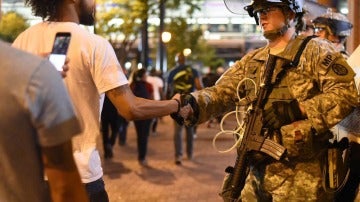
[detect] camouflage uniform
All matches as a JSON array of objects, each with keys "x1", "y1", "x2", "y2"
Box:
[
  {"x1": 192, "y1": 35, "x2": 358, "y2": 201},
  {"x1": 313, "y1": 9, "x2": 359, "y2": 201}
]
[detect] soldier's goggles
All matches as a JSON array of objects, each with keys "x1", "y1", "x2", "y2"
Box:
[
  {"x1": 254, "y1": 6, "x2": 281, "y2": 17},
  {"x1": 314, "y1": 27, "x2": 326, "y2": 33}
]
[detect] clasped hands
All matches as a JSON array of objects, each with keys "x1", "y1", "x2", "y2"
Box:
[{"x1": 171, "y1": 93, "x2": 197, "y2": 126}]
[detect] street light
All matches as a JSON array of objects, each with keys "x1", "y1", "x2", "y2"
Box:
[
  {"x1": 183, "y1": 48, "x2": 191, "y2": 57},
  {"x1": 157, "y1": 31, "x2": 171, "y2": 73},
  {"x1": 162, "y1": 31, "x2": 171, "y2": 43}
]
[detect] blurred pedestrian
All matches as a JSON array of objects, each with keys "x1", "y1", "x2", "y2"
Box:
[
  {"x1": 101, "y1": 95, "x2": 120, "y2": 158},
  {"x1": 118, "y1": 115, "x2": 129, "y2": 146},
  {"x1": 165, "y1": 51, "x2": 203, "y2": 165},
  {"x1": 146, "y1": 68, "x2": 165, "y2": 135},
  {"x1": 130, "y1": 68, "x2": 153, "y2": 166},
  {"x1": 202, "y1": 67, "x2": 225, "y2": 128}
]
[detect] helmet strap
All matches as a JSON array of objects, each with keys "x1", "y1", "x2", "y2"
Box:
[{"x1": 263, "y1": 24, "x2": 289, "y2": 41}]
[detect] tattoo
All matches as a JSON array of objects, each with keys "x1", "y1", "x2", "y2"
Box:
[{"x1": 106, "y1": 85, "x2": 129, "y2": 99}]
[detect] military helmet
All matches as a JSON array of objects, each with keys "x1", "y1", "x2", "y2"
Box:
[
  {"x1": 244, "y1": 0, "x2": 303, "y2": 18},
  {"x1": 312, "y1": 8, "x2": 353, "y2": 37}
]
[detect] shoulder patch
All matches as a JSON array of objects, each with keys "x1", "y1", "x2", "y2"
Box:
[
  {"x1": 321, "y1": 54, "x2": 335, "y2": 68},
  {"x1": 332, "y1": 63, "x2": 348, "y2": 76}
]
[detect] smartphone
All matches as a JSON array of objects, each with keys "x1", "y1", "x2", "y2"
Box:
[{"x1": 49, "y1": 32, "x2": 71, "y2": 71}]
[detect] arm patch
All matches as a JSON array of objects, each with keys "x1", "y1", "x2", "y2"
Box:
[
  {"x1": 320, "y1": 54, "x2": 335, "y2": 69},
  {"x1": 332, "y1": 64, "x2": 349, "y2": 76}
]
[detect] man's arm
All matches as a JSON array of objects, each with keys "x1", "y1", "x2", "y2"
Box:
[
  {"x1": 42, "y1": 140, "x2": 88, "y2": 202},
  {"x1": 106, "y1": 84, "x2": 179, "y2": 120}
]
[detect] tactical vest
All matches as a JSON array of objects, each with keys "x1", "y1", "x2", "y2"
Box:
[{"x1": 242, "y1": 35, "x2": 314, "y2": 109}]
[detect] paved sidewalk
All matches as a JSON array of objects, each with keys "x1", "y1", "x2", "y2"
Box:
[{"x1": 102, "y1": 115, "x2": 238, "y2": 202}]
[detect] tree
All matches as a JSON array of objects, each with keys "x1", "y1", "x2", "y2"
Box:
[
  {"x1": 165, "y1": 17, "x2": 224, "y2": 71},
  {"x1": 0, "y1": 11, "x2": 29, "y2": 43},
  {"x1": 95, "y1": 0, "x2": 222, "y2": 72},
  {"x1": 96, "y1": 0, "x2": 149, "y2": 68}
]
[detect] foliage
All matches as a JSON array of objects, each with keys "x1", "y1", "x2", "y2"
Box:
[
  {"x1": 165, "y1": 18, "x2": 223, "y2": 70},
  {"x1": 96, "y1": 0, "x2": 149, "y2": 66},
  {"x1": 166, "y1": 0, "x2": 202, "y2": 15},
  {"x1": 95, "y1": 0, "x2": 222, "y2": 72},
  {"x1": 192, "y1": 37, "x2": 225, "y2": 71},
  {"x1": 0, "y1": 11, "x2": 29, "y2": 43}
]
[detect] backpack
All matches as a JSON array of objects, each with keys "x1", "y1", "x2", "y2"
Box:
[{"x1": 168, "y1": 65, "x2": 194, "y2": 98}]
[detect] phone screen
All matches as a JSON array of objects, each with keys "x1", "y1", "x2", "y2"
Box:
[{"x1": 49, "y1": 32, "x2": 71, "y2": 71}]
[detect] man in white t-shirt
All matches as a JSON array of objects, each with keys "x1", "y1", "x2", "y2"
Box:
[{"x1": 13, "y1": 1, "x2": 180, "y2": 201}]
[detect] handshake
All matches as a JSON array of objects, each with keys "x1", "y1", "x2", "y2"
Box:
[{"x1": 171, "y1": 93, "x2": 199, "y2": 126}]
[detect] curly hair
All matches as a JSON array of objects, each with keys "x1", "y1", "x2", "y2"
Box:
[{"x1": 25, "y1": 0, "x2": 59, "y2": 20}]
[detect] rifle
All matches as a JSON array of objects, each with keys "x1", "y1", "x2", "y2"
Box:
[{"x1": 220, "y1": 54, "x2": 287, "y2": 201}]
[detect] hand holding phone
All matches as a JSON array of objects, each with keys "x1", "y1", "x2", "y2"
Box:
[{"x1": 49, "y1": 32, "x2": 71, "y2": 71}]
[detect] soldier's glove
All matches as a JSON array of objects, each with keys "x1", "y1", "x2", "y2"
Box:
[
  {"x1": 170, "y1": 93, "x2": 199, "y2": 126},
  {"x1": 170, "y1": 97, "x2": 184, "y2": 125},
  {"x1": 263, "y1": 100, "x2": 303, "y2": 129}
]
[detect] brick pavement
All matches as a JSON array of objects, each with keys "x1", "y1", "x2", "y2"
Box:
[{"x1": 102, "y1": 115, "x2": 238, "y2": 202}]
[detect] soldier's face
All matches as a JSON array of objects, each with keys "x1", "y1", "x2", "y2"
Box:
[
  {"x1": 257, "y1": 6, "x2": 286, "y2": 32},
  {"x1": 314, "y1": 27, "x2": 327, "y2": 38},
  {"x1": 79, "y1": 0, "x2": 95, "y2": 26}
]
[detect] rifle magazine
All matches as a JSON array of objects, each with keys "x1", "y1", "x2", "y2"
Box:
[{"x1": 260, "y1": 139, "x2": 287, "y2": 160}]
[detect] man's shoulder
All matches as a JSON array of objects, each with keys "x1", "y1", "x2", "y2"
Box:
[
  {"x1": 168, "y1": 65, "x2": 186, "y2": 74},
  {"x1": 167, "y1": 66, "x2": 180, "y2": 76},
  {"x1": 303, "y1": 36, "x2": 333, "y2": 50}
]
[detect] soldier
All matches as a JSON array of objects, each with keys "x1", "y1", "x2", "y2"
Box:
[
  {"x1": 313, "y1": 9, "x2": 359, "y2": 201},
  {"x1": 312, "y1": 8, "x2": 353, "y2": 58},
  {"x1": 173, "y1": 0, "x2": 358, "y2": 201}
]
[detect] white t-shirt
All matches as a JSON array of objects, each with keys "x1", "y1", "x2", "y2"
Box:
[
  {"x1": 13, "y1": 22, "x2": 128, "y2": 183},
  {"x1": 146, "y1": 75, "x2": 164, "y2": 101}
]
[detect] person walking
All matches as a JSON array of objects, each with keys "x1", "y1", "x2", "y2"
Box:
[
  {"x1": 118, "y1": 114, "x2": 129, "y2": 146},
  {"x1": 12, "y1": 1, "x2": 182, "y2": 200},
  {"x1": 146, "y1": 68, "x2": 165, "y2": 136},
  {"x1": 130, "y1": 68, "x2": 154, "y2": 166},
  {"x1": 165, "y1": 51, "x2": 203, "y2": 165},
  {"x1": 173, "y1": 0, "x2": 358, "y2": 200},
  {"x1": 101, "y1": 95, "x2": 120, "y2": 159}
]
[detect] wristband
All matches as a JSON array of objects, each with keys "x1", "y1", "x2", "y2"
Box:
[{"x1": 173, "y1": 98, "x2": 181, "y2": 113}]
